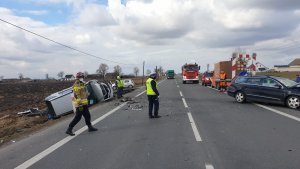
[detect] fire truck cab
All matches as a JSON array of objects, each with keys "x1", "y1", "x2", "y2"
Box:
[{"x1": 182, "y1": 63, "x2": 200, "y2": 84}]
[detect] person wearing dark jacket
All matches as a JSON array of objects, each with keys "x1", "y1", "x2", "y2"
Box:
[{"x1": 146, "y1": 73, "x2": 160, "y2": 118}]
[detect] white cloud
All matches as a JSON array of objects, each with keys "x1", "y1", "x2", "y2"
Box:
[
  {"x1": 74, "y1": 33, "x2": 91, "y2": 44},
  {"x1": 1, "y1": 0, "x2": 300, "y2": 78}
]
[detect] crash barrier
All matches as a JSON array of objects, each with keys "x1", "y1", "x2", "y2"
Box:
[{"x1": 45, "y1": 80, "x2": 114, "y2": 118}]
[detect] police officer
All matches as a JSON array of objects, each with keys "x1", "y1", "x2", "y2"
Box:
[
  {"x1": 146, "y1": 73, "x2": 160, "y2": 118},
  {"x1": 66, "y1": 72, "x2": 97, "y2": 136},
  {"x1": 116, "y1": 76, "x2": 124, "y2": 98}
]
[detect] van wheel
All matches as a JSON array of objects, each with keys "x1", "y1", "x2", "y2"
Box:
[
  {"x1": 235, "y1": 91, "x2": 246, "y2": 103},
  {"x1": 286, "y1": 96, "x2": 300, "y2": 109}
]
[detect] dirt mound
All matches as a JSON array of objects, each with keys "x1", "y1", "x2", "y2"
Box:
[
  {"x1": 0, "y1": 81, "x2": 74, "y2": 115},
  {"x1": 0, "y1": 80, "x2": 74, "y2": 146}
]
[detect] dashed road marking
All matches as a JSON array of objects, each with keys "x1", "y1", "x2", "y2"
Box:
[
  {"x1": 182, "y1": 98, "x2": 188, "y2": 108},
  {"x1": 179, "y1": 91, "x2": 183, "y2": 97},
  {"x1": 255, "y1": 104, "x2": 300, "y2": 122},
  {"x1": 187, "y1": 112, "x2": 202, "y2": 142},
  {"x1": 177, "y1": 85, "x2": 180, "y2": 88},
  {"x1": 205, "y1": 163, "x2": 215, "y2": 169}
]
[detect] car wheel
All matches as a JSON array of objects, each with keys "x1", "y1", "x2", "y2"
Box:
[
  {"x1": 202, "y1": 82, "x2": 204, "y2": 86},
  {"x1": 235, "y1": 91, "x2": 246, "y2": 103},
  {"x1": 129, "y1": 85, "x2": 133, "y2": 89},
  {"x1": 286, "y1": 96, "x2": 300, "y2": 109},
  {"x1": 183, "y1": 81, "x2": 186, "y2": 84}
]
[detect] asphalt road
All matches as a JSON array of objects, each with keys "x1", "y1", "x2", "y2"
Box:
[{"x1": 1, "y1": 76, "x2": 300, "y2": 169}]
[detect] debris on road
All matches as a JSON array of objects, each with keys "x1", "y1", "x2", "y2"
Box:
[{"x1": 17, "y1": 108, "x2": 47, "y2": 117}]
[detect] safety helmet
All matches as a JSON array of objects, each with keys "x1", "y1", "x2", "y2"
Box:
[
  {"x1": 117, "y1": 76, "x2": 121, "y2": 80},
  {"x1": 149, "y1": 73, "x2": 157, "y2": 79},
  {"x1": 76, "y1": 72, "x2": 84, "y2": 79}
]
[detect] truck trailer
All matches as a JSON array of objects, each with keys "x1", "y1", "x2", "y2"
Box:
[
  {"x1": 166, "y1": 70, "x2": 175, "y2": 79},
  {"x1": 211, "y1": 53, "x2": 257, "y2": 90}
]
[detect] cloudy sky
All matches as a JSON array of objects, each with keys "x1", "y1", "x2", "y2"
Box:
[{"x1": 1, "y1": 0, "x2": 300, "y2": 79}]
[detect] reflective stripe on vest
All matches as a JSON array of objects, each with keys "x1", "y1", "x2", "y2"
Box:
[
  {"x1": 146, "y1": 78, "x2": 157, "y2": 95},
  {"x1": 73, "y1": 81, "x2": 89, "y2": 107}
]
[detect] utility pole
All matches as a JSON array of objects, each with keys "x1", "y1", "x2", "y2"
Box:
[{"x1": 142, "y1": 61, "x2": 145, "y2": 86}]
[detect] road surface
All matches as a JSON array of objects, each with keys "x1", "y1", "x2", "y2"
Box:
[{"x1": 0, "y1": 76, "x2": 300, "y2": 169}]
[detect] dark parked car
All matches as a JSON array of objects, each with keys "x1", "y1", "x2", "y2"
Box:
[{"x1": 227, "y1": 76, "x2": 300, "y2": 109}]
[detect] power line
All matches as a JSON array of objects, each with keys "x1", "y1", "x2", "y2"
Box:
[{"x1": 0, "y1": 18, "x2": 137, "y2": 66}]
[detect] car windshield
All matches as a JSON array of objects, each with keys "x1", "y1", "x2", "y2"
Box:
[
  {"x1": 272, "y1": 76, "x2": 298, "y2": 87},
  {"x1": 204, "y1": 73, "x2": 213, "y2": 77},
  {"x1": 184, "y1": 65, "x2": 198, "y2": 71}
]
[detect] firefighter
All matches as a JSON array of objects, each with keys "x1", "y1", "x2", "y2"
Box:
[
  {"x1": 146, "y1": 73, "x2": 160, "y2": 118},
  {"x1": 116, "y1": 76, "x2": 124, "y2": 98},
  {"x1": 66, "y1": 72, "x2": 97, "y2": 136},
  {"x1": 219, "y1": 70, "x2": 227, "y2": 92}
]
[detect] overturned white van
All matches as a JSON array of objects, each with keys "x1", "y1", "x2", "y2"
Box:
[{"x1": 45, "y1": 80, "x2": 114, "y2": 117}]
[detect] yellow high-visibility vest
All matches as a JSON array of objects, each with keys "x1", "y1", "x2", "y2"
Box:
[
  {"x1": 73, "y1": 80, "x2": 88, "y2": 107},
  {"x1": 117, "y1": 79, "x2": 124, "y2": 88},
  {"x1": 146, "y1": 78, "x2": 157, "y2": 95}
]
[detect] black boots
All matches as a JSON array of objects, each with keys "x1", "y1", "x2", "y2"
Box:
[
  {"x1": 66, "y1": 127, "x2": 75, "y2": 136},
  {"x1": 88, "y1": 125, "x2": 98, "y2": 132},
  {"x1": 66, "y1": 125, "x2": 97, "y2": 136}
]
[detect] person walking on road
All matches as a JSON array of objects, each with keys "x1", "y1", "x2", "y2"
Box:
[
  {"x1": 66, "y1": 72, "x2": 97, "y2": 136},
  {"x1": 146, "y1": 73, "x2": 160, "y2": 118},
  {"x1": 116, "y1": 76, "x2": 124, "y2": 99}
]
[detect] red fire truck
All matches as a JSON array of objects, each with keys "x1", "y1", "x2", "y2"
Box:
[{"x1": 182, "y1": 63, "x2": 200, "y2": 84}]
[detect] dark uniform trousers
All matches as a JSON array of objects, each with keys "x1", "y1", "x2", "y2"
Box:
[
  {"x1": 69, "y1": 105, "x2": 92, "y2": 128},
  {"x1": 148, "y1": 95, "x2": 159, "y2": 117}
]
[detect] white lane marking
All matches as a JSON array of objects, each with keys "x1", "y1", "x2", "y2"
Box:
[
  {"x1": 179, "y1": 91, "x2": 183, "y2": 97},
  {"x1": 15, "y1": 88, "x2": 149, "y2": 169},
  {"x1": 255, "y1": 104, "x2": 300, "y2": 122},
  {"x1": 15, "y1": 103, "x2": 127, "y2": 169},
  {"x1": 177, "y1": 85, "x2": 179, "y2": 88},
  {"x1": 187, "y1": 112, "x2": 202, "y2": 142},
  {"x1": 182, "y1": 98, "x2": 188, "y2": 108},
  {"x1": 135, "y1": 90, "x2": 146, "y2": 98},
  {"x1": 205, "y1": 163, "x2": 215, "y2": 169}
]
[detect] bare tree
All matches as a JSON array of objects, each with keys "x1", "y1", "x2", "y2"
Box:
[
  {"x1": 57, "y1": 71, "x2": 64, "y2": 79},
  {"x1": 133, "y1": 67, "x2": 139, "y2": 77},
  {"x1": 158, "y1": 66, "x2": 164, "y2": 76},
  {"x1": 0, "y1": 75, "x2": 4, "y2": 81},
  {"x1": 113, "y1": 65, "x2": 122, "y2": 76},
  {"x1": 18, "y1": 73, "x2": 24, "y2": 80},
  {"x1": 84, "y1": 71, "x2": 89, "y2": 78},
  {"x1": 96, "y1": 63, "x2": 109, "y2": 79},
  {"x1": 45, "y1": 73, "x2": 49, "y2": 80}
]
